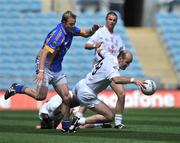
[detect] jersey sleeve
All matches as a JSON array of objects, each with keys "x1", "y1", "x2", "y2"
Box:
[
  {"x1": 44, "y1": 26, "x2": 65, "y2": 53},
  {"x1": 72, "y1": 26, "x2": 81, "y2": 36},
  {"x1": 107, "y1": 69, "x2": 120, "y2": 81}
]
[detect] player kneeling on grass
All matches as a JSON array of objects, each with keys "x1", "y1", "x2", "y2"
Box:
[
  {"x1": 37, "y1": 93, "x2": 111, "y2": 129},
  {"x1": 68, "y1": 48, "x2": 146, "y2": 132},
  {"x1": 37, "y1": 49, "x2": 146, "y2": 132},
  {"x1": 37, "y1": 94, "x2": 63, "y2": 129}
]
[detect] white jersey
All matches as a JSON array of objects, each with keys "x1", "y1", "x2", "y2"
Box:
[
  {"x1": 86, "y1": 26, "x2": 125, "y2": 60},
  {"x1": 39, "y1": 95, "x2": 62, "y2": 120},
  {"x1": 85, "y1": 51, "x2": 120, "y2": 94}
]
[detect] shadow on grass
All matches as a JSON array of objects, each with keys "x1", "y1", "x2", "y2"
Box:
[
  {"x1": 0, "y1": 116, "x2": 37, "y2": 121},
  {"x1": 125, "y1": 119, "x2": 180, "y2": 126},
  {"x1": 0, "y1": 124, "x2": 180, "y2": 142}
]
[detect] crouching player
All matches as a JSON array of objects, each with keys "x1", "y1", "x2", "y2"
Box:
[
  {"x1": 68, "y1": 49, "x2": 146, "y2": 132},
  {"x1": 37, "y1": 93, "x2": 111, "y2": 129},
  {"x1": 37, "y1": 94, "x2": 63, "y2": 129}
]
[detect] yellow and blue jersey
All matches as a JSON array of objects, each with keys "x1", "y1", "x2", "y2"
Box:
[{"x1": 40, "y1": 23, "x2": 81, "y2": 72}]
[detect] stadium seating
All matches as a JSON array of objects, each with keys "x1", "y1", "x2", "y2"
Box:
[
  {"x1": 156, "y1": 11, "x2": 180, "y2": 76},
  {"x1": 0, "y1": 0, "x2": 145, "y2": 90}
]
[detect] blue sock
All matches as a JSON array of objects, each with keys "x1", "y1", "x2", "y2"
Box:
[
  {"x1": 62, "y1": 120, "x2": 71, "y2": 132},
  {"x1": 15, "y1": 84, "x2": 24, "y2": 93}
]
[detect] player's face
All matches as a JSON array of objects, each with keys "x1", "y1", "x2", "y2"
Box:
[
  {"x1": 106, "y1": 15, "x2": 117, "y2": 30},
  {"x1": 64, "y1": 17, "x2": 76, "y2": 32},
  {"x1": 119, "y1": 58, "x2": 132, "y2": 70}
]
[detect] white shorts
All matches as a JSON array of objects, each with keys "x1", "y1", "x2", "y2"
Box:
[
  {"x1": 73, "y1": 79, "x2": 101, "y2": 108},
  {"x1": 35, "y1": 57, "x2": 67, "y2": 87},
  {"x1": 38, "y1": 68, "x2": 67, "y2": 87}
]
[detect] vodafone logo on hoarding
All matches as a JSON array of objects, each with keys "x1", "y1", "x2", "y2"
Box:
[
  {"x1": 98, "y1": 90, "x2": 176, "y2": 108},
  {"x1": 125, "y1": 91, "x2": 175, "y2": 108},
  {"x1": 0, "y1": 90, "x2": 180, "y2": 110}
]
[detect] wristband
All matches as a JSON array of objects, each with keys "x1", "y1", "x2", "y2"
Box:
[
  {"x1": 93, "y1": 44, "x2": 96, "y2": 48},
  {"x1": 39, "y1": 69, "x2": 44, "y2": 73},
  {"x1": 130, "y1": 78, "x2": 135, "y2": 83}
]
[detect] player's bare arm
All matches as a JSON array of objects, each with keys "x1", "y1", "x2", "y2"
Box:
[
  {"x1": 78, "y1": 24, "x2": 100, "y2": 37},
  {"x1": 34, "y1": 48, "x2": 49, "y2": 85},
  {"x1": 85, "y1": 42, "x2": 103, "y2": 50},
  {"x1": 112, "y1": 76, "x2": 146, "y2": 89}
]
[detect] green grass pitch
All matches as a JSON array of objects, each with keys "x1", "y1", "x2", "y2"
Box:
[{"x1": 0, "y1": 108, "x2": 180, "y2": 143}]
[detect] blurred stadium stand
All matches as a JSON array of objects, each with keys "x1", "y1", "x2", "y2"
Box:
[
  {"x1": 156, "y1": 11, "x2": 180, "y2": 85},
  {"x1": 0, "y1": 0, "x2": 146, "y2": 90}
]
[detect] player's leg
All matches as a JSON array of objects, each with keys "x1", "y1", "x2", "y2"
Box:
[
  {"x1": 69, "y1": 79, "x2": 114, "y2": 132},
  {"x1": 4, "y1": 60, "x2": 50, "y2": 100},
  {"x1": 52, "y1": 108, "x2": 63, "y2": 129},
  {"x1": 4, "y1": 75, "x2": 49, "y2": 101},
  {"x1": 54, "y1": 84, "x2": 70, "y2": 119},
  {"x1": 69, "y1": 101, "x2": 114, "y2": 132},
  {"x1": 52, "y1": 74, "x2": 71, "y2": 132},
  {"x1": 79, "y1": 123, "x2": 112, "y2": 128},
  {"x1": 84, "y1": 102, "x2": 114, "y2": 124},
  {"x1": 74, "y1": 106, "x2": 86, "y2": 118},
  {"x1": 24, "y1": 85, "x2": 48, "y2": 100},
  {"x1": 47, "y1": 97, "x2": 63, "y2": 129},
  {"x1": 110, "y1": 82, "x2": 126, "y2": 128}
]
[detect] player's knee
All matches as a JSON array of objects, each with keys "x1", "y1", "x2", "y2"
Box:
[
  {"x1": 62, "y1": 95, "x2": 71, "y2": 105},
  {"x1": 116, "y1": 90, "x2": 125, "y2": 98},
  {"x1": 34, "y1": 90, "x2": 47, "y2": 101},
  {"x1": 105, "y1": 113, "x2": 114, "y2": 122},
  {"x1": 35, "y1": 95, "x2": 46, "y2": 101}
]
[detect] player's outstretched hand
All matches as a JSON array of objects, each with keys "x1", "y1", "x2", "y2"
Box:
[
  {"x1": 91, "y1": 24, "x2": 101, "y2": 32},
  {"x1": 34, "y1": 72, "x2": 44, "y2": 86},
  {"x1": 133, "y1": 79, "x2": 147, "y2": 89}
]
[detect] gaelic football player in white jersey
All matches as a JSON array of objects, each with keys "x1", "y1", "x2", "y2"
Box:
[
  {"x1": 37, "y1": 94, "x2": 63, "y2": 129},
  {"x1": 69, "y1": 49, "x2": 146, "y2": 132},
  {"x1": 81, "y1": 11, "x2": 127, "y2": 128},
  {"x1": 37, "y1": 93, "x2": 110, "y2": 129}
]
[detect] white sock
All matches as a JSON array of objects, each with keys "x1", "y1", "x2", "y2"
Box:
[
  {"x1": 74, "y1": 111, "x2": 83, "y2": 118},
  {"x1": 94, "y1": 123, "x2": 103, "y2": 127},
  {"x1": 78, "y1": 117, "x2": 86, "y2": 125},
  {"x1": 115, "y1": 114, "x2": 122, "y2": 126}
]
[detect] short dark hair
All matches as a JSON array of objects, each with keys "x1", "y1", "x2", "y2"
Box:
[
  {"x1": 117, "y1": 50, "x2": 132, "y2": 58},
  {"x1": 61, "y1": 11, "x2": 76, "y2": 22},
  {"x1": 105, "y1": 11, "x2": 118, "y2": 20},
  {"x1": 118, "y1": 50, "x2": 126, "y2": 59}
]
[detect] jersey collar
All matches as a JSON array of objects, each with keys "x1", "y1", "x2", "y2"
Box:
[{"x1": 60, "y1": 23, "x2": 67, "y2": 35}]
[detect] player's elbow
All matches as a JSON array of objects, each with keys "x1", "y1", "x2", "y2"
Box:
[
  {"x1": 35, "y1": 96, "x2": 46, "y2": 101},
  {"x1": 112, "y1": 77, "x2": 126, "y2": 85},
  {"x1": 84, "y1": 43, "x2": 94, "y2": 50},
  {"x1": 112, "y1": 77, "x2": 121, "y2": 84}
]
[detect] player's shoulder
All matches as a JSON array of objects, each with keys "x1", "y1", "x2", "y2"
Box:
[
  {"x1": 95, "y1": 26, "x2": 106, "y2": 33},
  {"x1": 103, "y1": 57, "x2": 119, "y2": 73},
  {"x1": 104, "y1": 54, "x2": 117, "y2": 65},
  {"x1": 113, "y1": 32, "x2": 122, "y2": 38}
]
